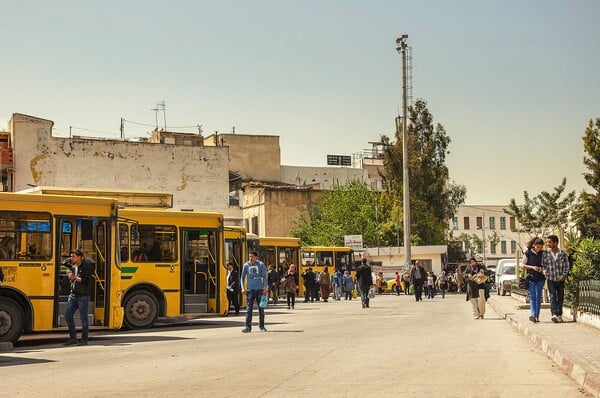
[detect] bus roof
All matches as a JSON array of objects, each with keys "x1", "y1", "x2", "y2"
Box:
[{"x1": 17, "y1": 186, "x2": 173, "y2": 208}]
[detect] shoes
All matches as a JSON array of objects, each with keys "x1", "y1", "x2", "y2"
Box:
[
  {"x1": 551, "y1": 316, "x2": 559, "y2": 323},
  {"x1": 535, "y1": 317, "x2": 540, "y2": 322},
  {"x1": 242, "y1": 328, "x2": 251, "y2": 333},
  {"x1": 362, "y1": 303, "x2": 366, "y2": 308},
  {"x1": 77, "y1": 339, "x2": 88, "y2": 346},
  {"x1": 529, "y1": 315, "x2": 536, "y2": 323},
  {"x1": 287, "y1": 306, "x2": 290, "y2": 309},
  {"x1": 557, "y1": 315, "x2": 564, "y2": 323},
  {"x1": 479, "y1": 315, "x2": 484, "y2": 319},
  {"x1": 474, "y1": 316, "x2": 479, "y2": 319},
  {"x1": 291, "y1": 306, "x2": 294, "y2": 309},
  {"x1": 63, "y1": 340, "x2": 78, "y2": 346},
  {"x1": 259, "y1": 327, "x2": 267, "y2": 332}
]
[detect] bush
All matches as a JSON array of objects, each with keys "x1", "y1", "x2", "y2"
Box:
[{"x1": 566, "y1": 237, "x2": 600, "y2": 306}]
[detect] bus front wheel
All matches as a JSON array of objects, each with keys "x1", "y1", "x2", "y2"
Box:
[
  {"x1": 0, "y1": 297, "x2": 24, "y2": 344},
  {"x1": 123, "y1": 290, "x2": 159, "y2": 329}
]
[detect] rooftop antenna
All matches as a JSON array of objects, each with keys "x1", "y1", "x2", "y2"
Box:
[
  {"x1": 150, "y1": 106, "x2": 159, "y2": 131},
  {"x1": 157, "y1": 101, "x2": 167, "y2": 131}
]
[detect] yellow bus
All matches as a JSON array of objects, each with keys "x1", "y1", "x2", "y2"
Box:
[
  {"x1": 246, "y1": 235, "x2": 301, "y2": 299},
  {"x1": 118, "y1": 208, "x2": 225, "y2": 328},
  {"x1": 0, "y1": 192, "x2": 124, "y2": 343},
  {"x1": 299, "y1": 246, "x2": 358, "y2": 297}
]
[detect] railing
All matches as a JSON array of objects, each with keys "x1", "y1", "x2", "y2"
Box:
[{"x1": 578, "y1": 280, "x2": 600, "y2": 316}]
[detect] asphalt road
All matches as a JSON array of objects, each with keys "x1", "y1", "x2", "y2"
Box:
[{"x1": 0, "y1": 293, "x2": 590, "y2": 397}]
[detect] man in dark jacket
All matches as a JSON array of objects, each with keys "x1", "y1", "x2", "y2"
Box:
[
  {"x1": 410, "y1": 260, "x2": 426, "y2": 302},
  {"x1": 302, "y1": 267, "x2": 316, "y2": 302},
  {"x1": 226, "y1": 262, "x2": 241, "y2": 315},
  {"x1": 267, "y1": 265, "x2": 280, "y2": 304},
  {"x1": 356, "y1": 258, "x2": 373, "y2": 308},
  {"x1": 64, "y1": 249, "x2": 94, "y2": 346}
]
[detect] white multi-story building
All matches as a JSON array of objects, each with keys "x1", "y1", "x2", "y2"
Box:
[{"x1": 450, "y1": 204, "x2": 527, "y2": 265}]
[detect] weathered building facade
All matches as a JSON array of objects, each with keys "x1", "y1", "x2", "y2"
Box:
[{"x1": 8, "y1": 113, "x2": 233, "y2": 217}]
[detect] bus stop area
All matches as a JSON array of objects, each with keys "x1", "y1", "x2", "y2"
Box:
[{"x1": 488, "y1": 294, "x2": 600, "y2": 398}]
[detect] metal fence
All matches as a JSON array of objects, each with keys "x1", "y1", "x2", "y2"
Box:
[{"x1": 578, "y1": 280, "x2": 600, "y2": 316}]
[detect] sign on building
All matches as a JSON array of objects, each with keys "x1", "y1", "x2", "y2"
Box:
[
  {"x1": 344, "y1": 234, "x2": 363, "y2": 250},
  {"x1": 327, "y1": 155, "x2": 352, "y2": 166}
]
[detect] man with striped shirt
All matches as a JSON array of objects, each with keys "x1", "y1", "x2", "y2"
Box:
[{"x1": 543, "y1": 235, "x2": 570, "y2": 323}]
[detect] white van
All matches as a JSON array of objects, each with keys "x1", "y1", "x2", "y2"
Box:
[{"x1": 495, "y1": 259, "x2": 517, "y2": 296}]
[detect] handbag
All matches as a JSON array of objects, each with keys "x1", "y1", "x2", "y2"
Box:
[
  {"x1": 518, "y1": 276, "x2": 529, "y2": 289},
  {"x1": 473, "y1": 272, "x2": 488, "y2": 285}
]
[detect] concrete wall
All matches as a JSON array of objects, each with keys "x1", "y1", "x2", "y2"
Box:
[
  {"x1": 242, "y1": 185, "x2": 323, "y2": 237},
  {"x1": 205, "y1": 133, "x2": 280, "y2": 183},
  {"x1": 280, "y1": 165, "x2": 367, "y2": 189},
  {"x1": 10, "y1": 113, "x2": 231, "y2": 213}
]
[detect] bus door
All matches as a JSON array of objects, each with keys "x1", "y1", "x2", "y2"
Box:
[
  {"x1": 181, "y1": 228, "x2": 219, "y2": 314},
  {"x1": 55, "y1": 217, "x2": 111, "y2": 328}
]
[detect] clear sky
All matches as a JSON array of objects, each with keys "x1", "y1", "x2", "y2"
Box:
[{"x1": 2, "y1": 1, "x2": 598, "y2": 205}]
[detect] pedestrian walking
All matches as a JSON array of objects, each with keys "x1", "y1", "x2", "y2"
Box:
[
  {"x1": 319, "y1": 266, "x2": 331, "y2": 302},
  {"x1": 240, "y1": 251, "x2": 268, "y2": 333},
  {"x1": 394, "y1": 271, "x2": 401, "y2": 296},
  {"x1": 438, "y1": 270, "x2": 448, "y2": 299},
  {"x1": 302, "y1": 267, "x2": 316, "y2": 302},
  {"x1": 332, "y1": 269, "x2": 343, "y2": 300},
  {"x1": 426, "y1": 271, "x2": 435, "y2": 299},
  {"x1": 225, "y1": 261, "x2": 241, "y2": 316},
  {"x1": 267, "y1": 265, "x2": 279, "y2": 304},
  {"x1": 64, "y1": 249, "x2": 93, "y2": 346},
  {"x1": 410, "y1": 260, "x2": 426, "y2": 301},
  {"x1": 466, "y1": 258, "x2": 488, "y2": 319},
  {"x1": 543, "y1": 235, "x2": 570, "y2": 323},
  {"x1": 402, "y1": 272, "x2": 411, "y2": 295},
  {"x1": 356, "y1": 258, "x2": 373, "y2": 308},
  {"x1": 342, "y1": 271, "x2": 354, "y2": 300},
  {"x1": 522, "y1": 237, "x2": 545, "y2": 323},
  {"x1": 283, "y1": 264, "x2": 298, "y2": 309}
]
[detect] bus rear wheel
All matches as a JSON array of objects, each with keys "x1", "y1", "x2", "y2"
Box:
[
  {"x1": 123, "y1": 290, "x2": 158, "y2": 329},
  {"x1": 0, "y1": 297, "x2": 24, "y2": 344}
]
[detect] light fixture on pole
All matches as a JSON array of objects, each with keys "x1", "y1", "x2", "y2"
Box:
[{"x1": 396, "y1": 35, "x2": 411, "y2": 271}]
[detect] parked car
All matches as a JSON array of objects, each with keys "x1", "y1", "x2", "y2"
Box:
[{"x1": 496, "y1": 260, "x2": 516, "y2": 296}]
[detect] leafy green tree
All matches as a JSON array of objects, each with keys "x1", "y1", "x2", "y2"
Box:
[
  {"x1": 381, "y1": 99, "x2": 466, "y2": 245},
  {"x1": 566, "y1": 237, "x2": 600, "y2": 306},
  {"x1": 575, "y1": 118, "x2": 600, "y2": 238},
  {"x1": 505, "y1": 178, "x2": 575, "y2": 239},
  {"x1": 290, "y1": 179, "x2": 379, "y2": 246}
]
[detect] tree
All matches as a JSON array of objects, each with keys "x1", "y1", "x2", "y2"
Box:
[
  {"x1": 575, "y1": 118, "x2": 600, "y2": 238},
  {"x1": 290, "y1": 179, "x2": 379, "y2": 246},
  {"x1": 505, "y1": 178, "x2": 575, "y2": 239},
  {"x1": 381, "y1": 99, "x2": 466, "y2": 245}
]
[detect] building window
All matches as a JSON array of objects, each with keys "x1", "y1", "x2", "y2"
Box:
[
  {"x1": 489, "y1": 217, "x2": 495, "y2": 230},
  {"x1": 500, "y1": 217, "x2": 506, "y2": 230},
  {"x1": 509, "y1": 217, "x2": 516, "y2": 231},
  {"x1": 452, "y1": 217, "x2": 458, "y2": 230},
  {"x1": 510, "y1": 240, "x2": 517, "y2": 254},
  {"x1": 476, "y1": 217, "x2": 483, "y2": 229},
  {"x1": 251, "y1": 216, "x2": 259, "y2": 235},
  {"x1": 501, "y1": 241, "x2": 507, "y2": 254},
  {"x1": 464, "y1": 217, "x2": 470, "y2": 230},
  {"x1": 490, "y1": 243, "x2": 496, "y2": 254}
]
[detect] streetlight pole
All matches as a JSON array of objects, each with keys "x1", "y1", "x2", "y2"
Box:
[
  {"x1": 480, "y1": 211, "x2": 487, "y2": 264},
  {"x1": 396, "y1": 35, "x2": 411, "y2": 271}
]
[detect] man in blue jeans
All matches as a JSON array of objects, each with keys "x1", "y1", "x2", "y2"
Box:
[
  {"x1": 64, "y1": 249, "x2": 93, "y2": 345},
  {"x1": 543, "y1": 235, "x2": 570, "y2": 323},
  {"x1": 240, "y1": 251, "x2": 268, "y2": 333}
]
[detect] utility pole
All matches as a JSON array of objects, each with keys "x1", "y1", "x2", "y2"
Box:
[{"x1": 396, "y1": 35, "x2": 411, "y2": 271}]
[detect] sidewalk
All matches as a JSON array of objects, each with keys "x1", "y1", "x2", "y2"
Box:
[{"x1": 488, "y1": 294, "x2": 600, "y2": 398}]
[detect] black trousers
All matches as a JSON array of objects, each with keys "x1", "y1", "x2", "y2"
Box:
[{"x1": 227, "y1": 290, "x2": 240, "y2": 314}]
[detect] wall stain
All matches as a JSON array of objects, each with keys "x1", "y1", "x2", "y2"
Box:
[{"x1": 29, "y1": 153, "x2": 48, "y2": 185}]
